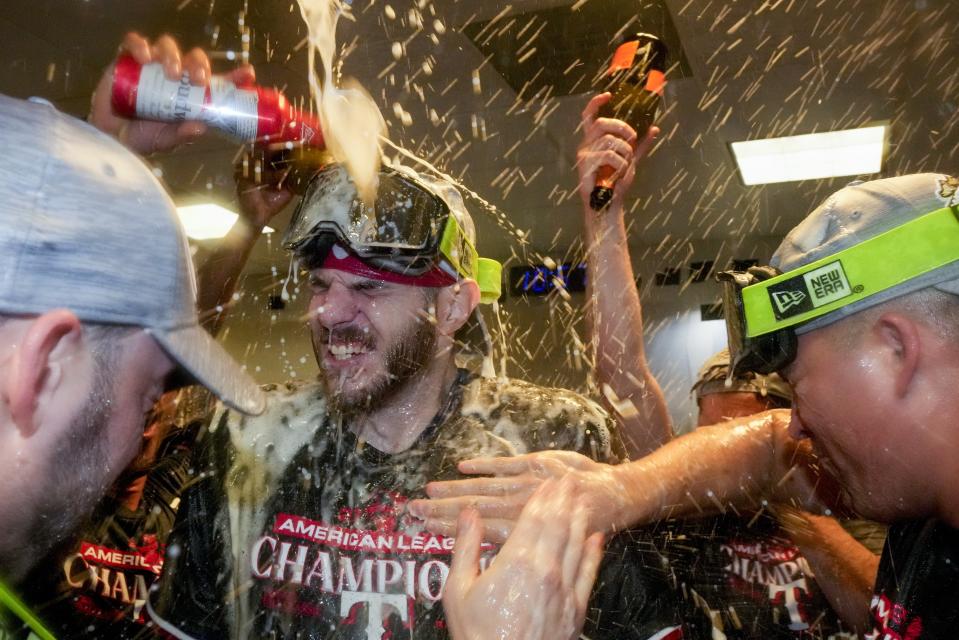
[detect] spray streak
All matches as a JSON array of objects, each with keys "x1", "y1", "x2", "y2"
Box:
[{"x1": 296, "y1": 0, "x2": 386, "y2": 204}]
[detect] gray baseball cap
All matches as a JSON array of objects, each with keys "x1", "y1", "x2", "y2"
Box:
[
  {"x1": 0, "y1": 94, "x2": 264, "y2": 415},
  {"x1": 691, "y1": 348, "x2": 793, "y2": 403},
  {"x1": 771, "y1": 173, "x2": 959, "y2": 334}
]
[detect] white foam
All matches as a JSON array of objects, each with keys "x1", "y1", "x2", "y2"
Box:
[{"x1": 296, "y1": 0, "x2": 386, "y2": 204}]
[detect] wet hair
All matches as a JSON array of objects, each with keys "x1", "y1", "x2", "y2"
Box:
[{"x1": 834, "y1": 287, "x2": 959, "y2": 345}]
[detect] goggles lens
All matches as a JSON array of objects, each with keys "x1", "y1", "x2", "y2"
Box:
[
  {"x1": 719, "y1": 270, "x2": 798, "y2": 376},
  {"x1": 284, "y1": 165, "x2": 449, "y2": 254},
  {"x1": 283, "y1": 164, "x2": 504, "y2": 302}
]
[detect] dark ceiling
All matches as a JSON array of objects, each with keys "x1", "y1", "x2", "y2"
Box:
[{"x1": 1, "y1": 0, "x2": 957, "y2": 274}]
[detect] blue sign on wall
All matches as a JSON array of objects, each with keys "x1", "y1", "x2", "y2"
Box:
[{"x1": 509, "y1": 263, "x2": 588, "y2": 296}]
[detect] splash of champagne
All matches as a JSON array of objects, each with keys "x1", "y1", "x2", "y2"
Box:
[{"x1": 296, "y1": 0, "x2": 386, "y2": 203}]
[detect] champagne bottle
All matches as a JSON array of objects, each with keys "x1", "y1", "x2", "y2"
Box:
[{"x1": 590, "y1": 33, "x2": 668, "y2": 211}]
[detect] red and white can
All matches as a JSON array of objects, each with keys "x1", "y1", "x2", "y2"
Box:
[{"x1": 111, "y1": 55, "x2": 324, "y2": 148}]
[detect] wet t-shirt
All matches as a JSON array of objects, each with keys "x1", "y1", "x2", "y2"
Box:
[
  {"x1": 151, "y1": 371, "x2": 677, "y2": 640},
  {"x1": 661, "y1": 513, "x2": 853, "y2": 639},
  {"x1": 867, "y1": 519, "x2": 959, "y2": 639},
  {"x1": 150, "y1": 372, "x2": 684, "y2": 640}
]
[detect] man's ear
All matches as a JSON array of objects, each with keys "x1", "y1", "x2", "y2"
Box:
[
  {"x1": 435, "y1": 280, "x2": 481, "y2": 337},
  {"x1": 6, "y1": 310, "x2": 83, "y2": 434},
  {"x1": 876, "y1": 312, "x2": 921, "y2": 398}
]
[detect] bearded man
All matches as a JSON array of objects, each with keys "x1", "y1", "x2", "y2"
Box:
[{"x1": 143, "y1": 160, "x2": 684, "y2": 640}]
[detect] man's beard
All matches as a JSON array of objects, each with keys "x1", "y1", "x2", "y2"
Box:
[
  {"x1": 29, "y1": 352, "x2": 118, "y2": 562},
  {"x1": 316, "y1": 317, "x2": 437, "y2": 416}
]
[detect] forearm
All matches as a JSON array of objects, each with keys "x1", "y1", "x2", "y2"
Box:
[
  {"x1": 778, "y1": 510, "x2": 879, "y2": 633},
  {"x1": 196, "y1": 218, "x2": 266, "y2": 336},
  {"x1": 584, "y1": 201, "x2": 671, "y2": 458},
  {"x1": 609, "y1": 410, "x2": 826, "y2": 529}
]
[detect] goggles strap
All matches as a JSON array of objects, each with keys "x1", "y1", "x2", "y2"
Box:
[
  {"x1": 742, "y1": 206, "x2": 959, "y2": 337},
  {"x1": 321, "y1": 244, "x2": 456, "y2": 287}
]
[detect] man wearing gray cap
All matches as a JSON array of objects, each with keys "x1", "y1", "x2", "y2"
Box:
[
  {"x1": 0, "y1": 94, "x2": 263, "y2": 639},
  {"x1": 417, "y1": 172, "x2": 959, "y2": 638}
]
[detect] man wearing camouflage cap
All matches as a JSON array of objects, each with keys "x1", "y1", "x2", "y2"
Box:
[
  {"x1": 691, "y1": 348, "x2": 792, "y2": 426},
  {"x1": 418, "y1": 173, "x2": 959, "y2": 638}
]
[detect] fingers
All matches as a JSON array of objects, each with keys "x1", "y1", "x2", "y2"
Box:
[
  {"x1": 120, "y1": 33, "x2": 214, "y2": 86},
  {"x1": 581, "y1": 92, "x2": 612, "y2": 125},
  {"x1": 175, "y1": 121, "x2": 207, "y2": 142},
  {"x1": 634, "y1": 125, "x2": 660, "y2": 163},
  {"x1": 583, "y1": 117, "x2": 639, "y2": 147},
  {"x1": 151, "y1": 34, "x2": 183, "y2": 81},
  {"x1": 457, "y1": 455, "x2": 538, "y2": 476},
  {"x1": 583, "y1": 149, "x2": 630, "y2": 174},
  {"x1": 578, "y1": 149, "x2": 630, "y2": 185},
  {"x1": 410, "y1": 495, "x2": 528, "y2": 523},
  {"x1": 457, "y1": 451, "x2": 591, "y2": 476},
  {"x1": 226, "y1": 64, "x2": 257, "y2": 87},
  {"x1": 120, "y1": 32, "x2": 152, "y2": 64},
  {"x1": 182, "y1": 47, "x2": 212, "y2": 86},
  {"x1": 146, "y1": 123, "x2": 186, "y2": 154},
  {"x1": 425, "y1": 475, "x2": 539, "y2": 499},
  {"x1": 447, "y1": 508, "x2": 482, "y2": 594},
  {"x1": 421, "y1": 516, "x2": 514, "y2": 544},
  {"x1": 574, "y1": 532, "x2": 605, "y2": 612},
  {"x1": 421, "y1": 517, "x2": 456, "y2": 537},
  {"x1": 510, "y1": 478, "x2": 568, "y2": 555},
  {"x1": 594, "y1": 133, "x2": 634, "y2": 160},
  {"x1": 559, "y1": 483, "x2": 588, "y2": 588}
]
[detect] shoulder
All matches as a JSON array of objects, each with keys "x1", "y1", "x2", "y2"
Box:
[
  {"x1": 462, "y1": 375, "x2": 609, "y2": 424},
  {"x1": 209, "y1": 379, "x2": 329, "y2": 456},
  {"x1": 459, "y1": 375, "x2": 617, "y2": 461}
]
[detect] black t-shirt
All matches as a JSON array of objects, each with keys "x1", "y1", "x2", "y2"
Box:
[
  {"x1": 16, "y1": 431, "x2": 195, "y2": 640},
  {"x1": 658, "y1": 513, "x2": 850, "y2": 639},
  {"x1": 150, "y1": 372, "x2": 686, "y2": 640},
  {"x1": 15, "y1": 389, "x2": 213, "y2": 640},
  {"x1": 868, "y1": 518, "x2": 959, "y2": 639}
]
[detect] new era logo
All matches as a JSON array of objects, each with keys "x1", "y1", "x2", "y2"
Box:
[
  {"x1": 772, "y1": 289, "x2": 807, "y2": 314},
  {"x1": 766, "y1": 260, "x2": 853, "y2": 321},
  {"x1": 804, "y1": 261, "x2": 850, "y2": 306}
]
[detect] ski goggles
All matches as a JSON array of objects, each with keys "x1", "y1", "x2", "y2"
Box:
[
  {"x1": 284, "y1": 164, "x2": 502, "y2": 303},
  {"x1": 718, "y1": 205, "x2": 959, "y2": 376}
]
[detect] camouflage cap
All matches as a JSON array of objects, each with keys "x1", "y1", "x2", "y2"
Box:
[{"x1": 692, "y1": 348, "x2": 793, "y2": 403}]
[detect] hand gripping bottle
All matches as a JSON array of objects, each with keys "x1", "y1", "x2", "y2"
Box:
[
  {"x1": 111, "y1": 54, "x2": 325, "y2": 149},
  {"x1": 590, "y1": 33, "x2": 668, "y2": 211}
]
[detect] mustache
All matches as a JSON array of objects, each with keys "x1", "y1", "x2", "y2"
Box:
[{"x1": 319, "y1": 326, "x2": 376, "y2": 350}]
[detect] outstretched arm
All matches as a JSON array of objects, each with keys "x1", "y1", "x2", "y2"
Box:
[
  {"x1": 410, "y1": 409, "x2": 840, "y2": 542},
  {"x1": 576, "y1": 93, "x2": 671, "y2": 458}
]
